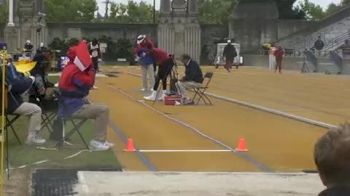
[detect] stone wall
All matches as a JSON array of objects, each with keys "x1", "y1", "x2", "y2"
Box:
[
  {"x1": 277, "y1": 20, "x2": 313, "y2": 40},
  {"x1": 0, "y1": 24, "x2": 4, "y2": 41},
  {"x1": 279, "y1": 6, "x2": 350, "y2": 52},
  {"x1": 46, "y1": 23, "x2": 158, "y2": 44},
  {"x1": 200, "y1": 24, "x2": 228, "y2": 63}
]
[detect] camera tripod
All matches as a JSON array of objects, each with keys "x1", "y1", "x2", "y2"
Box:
[{"x1": 152, "y1": 57, "x2": 182, "y2": 105}]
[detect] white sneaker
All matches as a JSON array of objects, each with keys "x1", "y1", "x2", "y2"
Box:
[
  {"x1": 144, "y1": 90, "x2": 157, "y2": 101},
  {"x1": 159, "y1": 90, "x2": 167, "y2": 101},
  {"x1": 93, "y1": 85, "x2": 98, "y2": 89},
  {"x1": 104, "y1": 141, "x2": 114, "y2": 148},
  {"x1": 54, "y1": 83, "x2": 59, "y2": 87},
  {"x1": 89, "y1": 139, "x2": 111, "y2": 151},
  {"x1": 26, "y1": 132, "x2": 46, "y2": 145}
]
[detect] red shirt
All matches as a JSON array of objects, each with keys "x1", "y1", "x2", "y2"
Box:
[
  {"x1": 152, "y1": 48, "x2": 169, "y2": 65},
  {"x1": 140, "y1": 38, "x2": 155, "y2": 50}
]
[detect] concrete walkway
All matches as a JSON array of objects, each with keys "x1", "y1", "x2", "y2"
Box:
[{"x1": 74, "y1": 172, "x2": 324, "y2": 196}]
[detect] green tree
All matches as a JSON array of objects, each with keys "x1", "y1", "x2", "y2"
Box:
[
  {"x1": 108, "y1": 1, "x2": 155, "y2": 23},
  {"x1": 325, "y1": 3, "x2": 342, "y2": 15},
  {"x1": 298, "y1": 0, "x2": 326, "y2": 20},
  {"x1": 0, "y1": 0, "x2": 8, "y2": 24},
  {"x1": 274, "y1": 0, "x2": 306, "y2": 19},
  {"x1": 342, "y1": 0, "x2": 350, "y2": 5},
  {"x1": 198, "y1": 0, "x2": 236, "y2": 24},
  {"x1": 45, "y1": 0, "x2": 97, "y2": 22}
]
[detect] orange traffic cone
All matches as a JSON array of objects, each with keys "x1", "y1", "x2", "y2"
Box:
[
  {"x1": 235, "y1": 137, "x2": 248, "y2": 152},
  {"x1": 124, "y1": 138, "x2": 136, "y2": 152}
]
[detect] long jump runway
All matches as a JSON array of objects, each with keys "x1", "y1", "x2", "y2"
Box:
[{"x1": 87, "y1": 66, "x2": 347, "y2": 172}]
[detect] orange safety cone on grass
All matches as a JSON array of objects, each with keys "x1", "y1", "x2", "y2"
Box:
[
  {"x1": 124, "y1": 138, "x2": 136, "y2": 152},
  {"x1": 235, "y1": 137, "x2": 248, "y2": 152}
]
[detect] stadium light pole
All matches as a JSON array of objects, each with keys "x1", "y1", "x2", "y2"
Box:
[
  {"x1": 8, "y1": 0, "x2": 15, "y2": 26},
  {"x1": 153, "y1": 0, "x2": 156, "y2": 24}
]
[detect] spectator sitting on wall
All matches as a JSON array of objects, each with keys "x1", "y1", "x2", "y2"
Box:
[{"x1": 314, "y1": 123, "x2": 350, "y2": 196}]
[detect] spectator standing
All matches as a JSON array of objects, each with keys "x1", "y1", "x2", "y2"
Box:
[{"x1": 223, "y1": 39, "x2": 237, "y2": 72}]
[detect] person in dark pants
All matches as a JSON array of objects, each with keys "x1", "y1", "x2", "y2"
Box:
[
  {"x1": 223, "y1": 39, "x2": 237, "y2": 72},
  {"x1": 89, "y1": 39, "x2": 101, "y2": 71},
  {"x1": 89, "y1": 39, "x2": 101, "y2": 89},
  {"x1": 314, "y1": 123, "x2": 350, "y2": 196},
  {"x1": 274, "y1": 45, "x2": 284, "y2": 73},
  {"x1": 144, "y1": 48, "x2": 174, "y2": 101}
]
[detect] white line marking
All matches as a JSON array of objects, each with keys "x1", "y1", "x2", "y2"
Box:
[
  {"x1": 36, "y1": 146, "x2": 58, "y2": 151},
  {"x1": 33, "y1": 160, "x2": 49, "y2": 165},
  {"x1": 64, "y1": 150, "x2": 90, "y2": 160},
  {"x1": 77, "y1": 172, "x2": 90, "y2": 193},
  {"x1": 139, "y1": 149, "x2": 232, "y2": 153},
  {"x1": 206, "y1": 93, "x2": 337, "y2": 129},
  {"x1": 17, "y1": 165, "x2": 27, "y2": 169}
]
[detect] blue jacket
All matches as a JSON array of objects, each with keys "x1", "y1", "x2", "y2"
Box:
[
  {"x1": 137, "y1": 48, "x2": 154, "y2": 66},
  {"x1": 183, "y1": 60, "x2": 204, "y2": 83},
  {"x1": 6, "y1": 62, "x2": 33, "y2": 113}
]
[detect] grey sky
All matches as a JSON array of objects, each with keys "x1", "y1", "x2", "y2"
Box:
[{"x1": 96, "y1": 0, "x2": 342, "y2": 15}]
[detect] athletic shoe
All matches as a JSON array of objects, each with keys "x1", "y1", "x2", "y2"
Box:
[
  {"x1": 89, "y1": 139, "x2": 111, "y2": 151},
  {"x1": 144, "y1": 90, "x2": 157, "y2": 100},
  {"x1": 104, "y1": 141, "x2": 114, "y2": 148},
  {"x1": 26, "y1": 131, "x2": 46, "y2": 145}
]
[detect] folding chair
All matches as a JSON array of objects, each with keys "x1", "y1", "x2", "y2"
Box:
[
  {"x1": 29, "y1": 87, "x2": 61, "y2": 134},
  {"x1": 59, "y1": 118, "x2": 89, "y2": 149},
  {"x1": 191, "y1": 72, "x2": 214, "y2": 105},
  {"x1": 5, "y1": 114, "x2": 22, "y2": 144},
  {"x1": 52, "y1": 99, "x2": 89, "y2": 149}
]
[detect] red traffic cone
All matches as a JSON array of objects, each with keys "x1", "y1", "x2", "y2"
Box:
[
  {"x1": 235, "y1": 137, "x2": 248, "y2": 152},
  {"x1": 124, "y1": 138, "x2": 136, "y2": 152}
]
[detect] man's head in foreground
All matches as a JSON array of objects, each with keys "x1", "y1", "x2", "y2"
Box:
[{"x1": 314, "y1": 123, "x2": 350, "y2": 187}]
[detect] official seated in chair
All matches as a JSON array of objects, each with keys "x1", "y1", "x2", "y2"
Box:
[
  {"x1": 6, "y1": 58, "x2": 46, "y2": 145},
  {"x1": 177, "y1": 54, "x2": 203, "y2": 104},
  {"x1": 58, "y1": 40, "x2": 114, "y2": 151},
  {"x1": 29, "y1": 48, "x2": 58, "y2": 105}
]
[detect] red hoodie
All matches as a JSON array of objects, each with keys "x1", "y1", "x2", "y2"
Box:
[
  {"x1": 140, "y1": 37, "x2": 155, "y2": 50},
  {"x1": 152, "y1": 48, "x2": 169, "y2": 65}
]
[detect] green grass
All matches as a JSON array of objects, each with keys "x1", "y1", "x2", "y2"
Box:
[
  {"x1": 7, "y1": 117, "x2": 121, "y2": 170},
  {"x1": 5, "y1": 74, "x2": 121, "y2": 170},
  {"x1": 5, "y1": 100, "x2": 121, "y2": 170}
]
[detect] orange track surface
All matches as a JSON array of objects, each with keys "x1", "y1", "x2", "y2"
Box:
[{"x1": 88, "y1": 66, "x2": 347, "y2": 172}]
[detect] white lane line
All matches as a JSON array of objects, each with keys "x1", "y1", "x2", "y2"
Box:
[
  {"x1": 206, "y1": 93, "x2": 337, "y2": 129},
  {"x1": 138, "y1": 149, "x2": 232, "y2": 153}
]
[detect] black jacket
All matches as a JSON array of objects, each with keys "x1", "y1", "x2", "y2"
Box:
[
  {"x1": 183, "y1": 60, "x2": 203, "y2": 83},
  {"x1": 319, "y1": 186, "x2": 350, "y2": 196},
  {"x1": 223, "y1": 43, "x2": 237, "y2": 59},
  {"x1": 7, "y1": 77, "x2": 32, "y2": 113}
]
